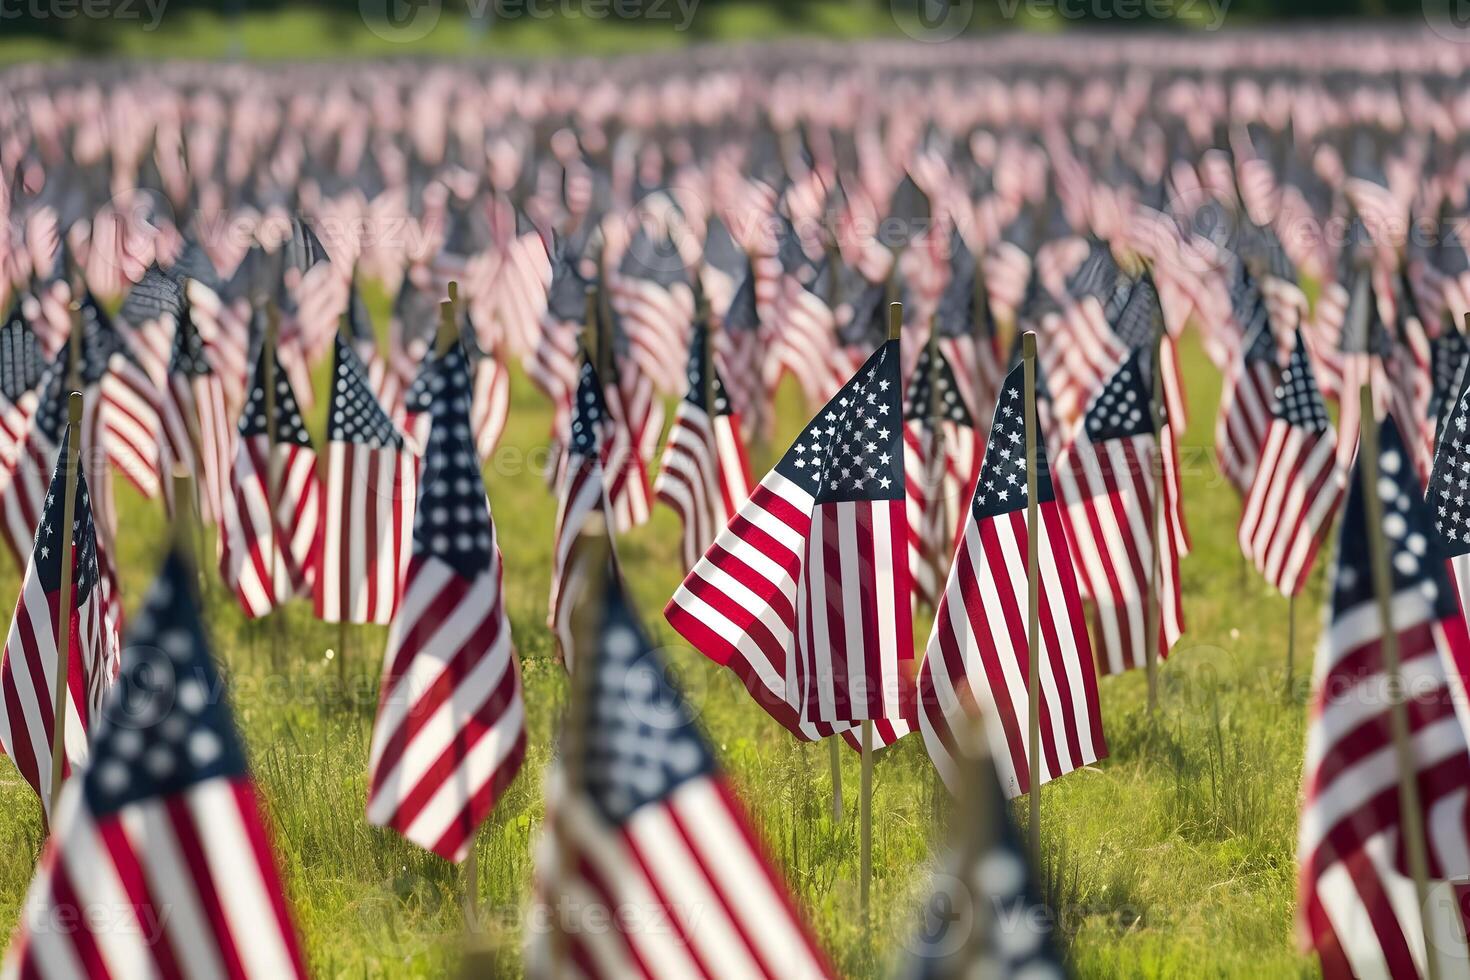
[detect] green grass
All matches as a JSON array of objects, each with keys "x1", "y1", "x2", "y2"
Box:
[{"x1": 0, "y1": 282, "x2": 1323, "y2": 977}]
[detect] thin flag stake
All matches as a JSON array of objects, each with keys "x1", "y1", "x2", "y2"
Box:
[
  {"x1": 46, "y1": 391, "x2": 83, "y2": 816},
  {"x1": 1357, "y1": 384, "x2": 1440, "y2": 980},
  {"x1": 824, "y1": 277, "x2": 845, "y2": 825},
  {"x1": 1144, "y1": 316, "x2": 1164, "y2": 716},
  {"x1": 1022, "y1": 330, "x2": 1041, "y2": 867}
]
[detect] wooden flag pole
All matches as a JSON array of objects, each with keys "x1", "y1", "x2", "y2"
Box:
[
  {"x1": 46, "y1": 392, "x2": 83, "y2": 814},
  {"x1": 823, "y1": 269, "x2": 846, "y2": 827},
  {"x1": 1357, "y1": 385, "x2": 1441, "y2": 980},
  {"x1": 1022, "y1": 330, "x2": 1042, "y2": 868},
  {"x1": 1144, "y1": 320, "x2": 1164, "y2": 716}
]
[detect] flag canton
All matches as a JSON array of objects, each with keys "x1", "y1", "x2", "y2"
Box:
[
  {"x1": 1006, "y1": 335, "x2": 1052, "y2": 404},
  {"x1": 167, "y1": 240, "x2": 221, "y2": 291},
  {"x1": 119, "y1": 265, "x2": 183, "y2": 327},
  {"x1": 1343, "y1": 418, "x2": 1459, "y2": 617},
  {"x1": 0, "y1": 300, "x2": 43, "y2": 402},
  {"x1": 813, "y1": 340, "x2": 905, "y2": 504},
  {"x1": 32, "y1": 358, "x2": 69, "y2": 447},
  {"x1": 1110, "y1": 274, "x2": 1164, "y2": 349},
  {"x1": 84, "y1": 553, "x2": 249, "y2": 815},
  {"x1": 579, "y1": 578, "x2": 715, "y2": 824},
  {"x1": 569, "y1": 360, "x2": 611, "y2": 457},
  {"x1": 404, "y1": 348, "x2": 437, "y2": 416},
  {"x1": 904, "y1": 345, "x2": 973, "y2": 430},
  {"x1": 682, "y1": 321, "x2": 731, "y2": 415},
  {"x1": 1084, "y1": 350, "x2": 1155, "y2": 442},
  {"x1": 239, "y1": 350, "x2": 312, "y2": 447},
  {"x1": 546, "y1": 247, "x2": 592, "y2": 324},
  {"x1": 618, "y1": 225, "x2": 686, "y2": 289},
  {"x1": 905, "y1": 764, "x2": 1061, "y2": 978},
  {"x1": 935, "y1": 238, "x2": 982, "y2": 338},
  {"x1": 1066, "y1": 241, "x2": 1121, "y2": 302},
  {"x1": 412, "y1": 344, "x2": 496, "y2": 578},
  {"x1": 78, "y1": 293, "x2": 129, "y2": 385},
  {"x1": 973, "y1": 363, "x2": 1055, "y2": 520},
  {"x1": 1272, "y1": 334, "x2": 1329, "y2": 430},
  {"x1": 329, "y1": 336, "x2": 401, "y2": 449},
  {"x1": 723, "y1": 273, "x2": 759, "y2": 334},
  {"x1": 1429, "y1": 365, "x2": 1470, "y2": 556},
  {"x1": 167, "y1": 298, "x2": 211, "y2": 378},
  {"x1": 1431, "y1": 331, "x2": 1468, "y2": 435},
  {"x1": 33, "y1": 427, "x2": 98, "y2": 603}
]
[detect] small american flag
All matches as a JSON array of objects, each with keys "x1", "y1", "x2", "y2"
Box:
[
  {"x1": 654, "y1": 316, "x2": 752, "y2": 571},
  {"x1": 531, "y1": 569, "x2": 834, "y2": 980},
  {"x1": 901, "y1": 718, "x2": 1065, "y2": 980},
  {"x1": 366, "y1": 341, "x2": 526, "y2": 861},
  {"x1": 904, "y1": 342, "x2": 981, "y2": 611},
  {"x1": 528, "y1": 245, "x2": 591, "y2": 449},
  {"x1": 0, "y1": 426, "x2": 118, "y2": 818},
  {"x1": 78, "y1": 293, "x2": 168, "y2": 513},
  {"x1": 2, "y1": 550, "x2": 307, "y2": 978},
  {"x1": 217, "y1": 346, "x2": 322, "y2": 618},
  {"x1": 1239, "y1": 331, "x2": 1348, "y2": 597},
  {"x1": 792, "y1": 338, "x2": 915, "y2": 731},
  {"x1": 917, "y1": 362, "x2": 1105, "y2": 799},
  {"x1": 1299, "y1": 416, "x2": 1470, "y2": 979},
  {"x1": 160, "y1": 290, "x2": 233, "y2": 527},
  {"x1": 549, "y1": 358, "x2": 617, "y2": 669},
  {"x1": 609, "y1": 224, "x2": 693, "y2": 396},
  {"x1": 1214, "y1": 266, "x2": 1280, "y2": 496},
  {"x1": 0, "y1": 359, "x2": 67, "y2": 568},
  {"x1": 314, "y1": 333, "x2": 417, "y2": 625},
  {"x1": 1054, "y1": 348, "x2": 1184, "y2": 675},
  {"x1": 0, "y1": 299, "x2": 46, "y2": 461}
]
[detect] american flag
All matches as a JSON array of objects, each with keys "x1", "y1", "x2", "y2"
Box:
[
  {"x1": 1239, "y1": 332, "x2": 1349, "y2": 597},
  {"x1": 1299, "y1": 416, "x2": 1470, "y2": 980},
  {"x1": 160, "y1": 289, "x2": 232, "y2": 527},
  {"x1": 315, "y1": 333, "x2": 417, "y2": 625},
  {"x1": 216, "y1": 346, "x2": 322, "y2": 618},
  {"x1": 718, "y1": 269, "x2": 767, "y2": 435},
  {"x1": 904, "y1": 342, "x2": 982, "y2": 611},
  {"x1": 280, "y1": 216, "x2": 347, "y2": 369},
  {"x1": 0, "y1": 299, "x2": 46, "y2": 461},
  {"x1": 0, "y1": 361, "x2": 70, "y2": 568},
  {"x1": 366, "y1": 341, "x2": 526, "y2": 861},
  {"x1": 654, "y1": 316, "x2": 752, "y2": 571},
  {"x1": 462, "y1": 330, "x2": 510, "y2": 464},
  {"x1": 77, "y1": 293, "x2": 168, "y2": 514},
  {"x1": 900, "y1": 716, "x2": 1064, "y2": 980},
  {"x1": 549, "y1": 359, "x2": 618, "y2": 669},
  {"x1": 665, "y1": 331, "x2": 887, "y2": 742},
  {"x1": 609, "y1": 224, "x2": 693, "y2": 396},
  {"x1": 917, "y1": 361, "x2": 1105, "y2": 799},
  {"x1": 114, "y1": 264, "x2": 180, "y2": 388},
  {"x1": 1214, "y1": 267, "x2": 1280, "y2": 496},
  {"x1": 182, "y1": 276, "x2": 250, "y2": 416},
  {"x1": 531, "y1": 568, "x2": 834, "y2": 980},
  {"x1": 2, "y1": 550, "x2": 307, "y2": 978},
  {"x1": 600, "y1": 359, "x2": 660, "y2": 534},
  {"x1": 527, "y1": 245, "x2": 590, "y2": 453},
  {"x1": 792, "y1": 338, "x2": 915, "y2": 731},
  {"x1": 1428, "y1": 329, "x2": 1468, "y2": 453},
  {"x1": 0, "y1": 425, "x2": 118, "y2": 818},
  {"x1": 1054, "y1": 347, "x2": 1184, "y2": 675},
  {"x1": 932, "y1": 232, "x2": 1004, "y2": 431}
]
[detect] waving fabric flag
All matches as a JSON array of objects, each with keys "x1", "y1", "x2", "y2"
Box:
[
  {"x1": 1054, "y1": 348, "x2": 1184, "y2": 674},
  {"x1": 1299, "y1": 417, "x2": 1470, "y2": 980},
  {"x1": 2, "y1": 551, "x2": 307, "y2": 979},
  {"x1": 1215, "y1": 268, "x2": 1280, "y2": 496},
  {"x1": 654, "y1": 316, "x2": 753, "y2": 571},
  {"x1": 1239, "y1": 332, "x2": 1348, "y2": 597},
  {"x1": 792, "y1": 339, "x2": 914, "y2": 731},
  {"x1": 549, "y1": 359, "x2": 618, "y2": 668},
  {"x1": 904, "y1": 341, "x2": 982, "y2": 610},
  {"x1": 366, "y1": 342, "x2": 526, "y2": 862},
  {"x1": 531, "y1": 568, "x2": 834, "y2": 980},
  {"x1": 160, "y1": 291, "x2": 232, "y2": 526},
  {"x1": 315, "y1": 334, "x2": 417, "y2": 625},
  {"x1": 217, "y1": 347, "x2": 322, "y2": 618},
  {"x1": 0, "y1": 361, "x2": 70, "y2": 568},
  {"x1": 917, "y1": 362, "x2": 1105, "y2": 799},
  {"x1": 0, "y1": 300, "x2": 46, "y2": 462},
  {"x1": 0, "y1": 427, "x2": 118, "y2": 818}
]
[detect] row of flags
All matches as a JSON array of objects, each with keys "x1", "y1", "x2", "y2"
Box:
[{"x1": 10, "y1": 32, "x2": 1470, "y2": 977}]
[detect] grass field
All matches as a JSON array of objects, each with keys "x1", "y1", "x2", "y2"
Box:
[{"x1": 0, "y1": 281, "x2": 1325, "y2": 978}]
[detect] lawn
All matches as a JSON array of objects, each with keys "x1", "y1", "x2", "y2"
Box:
[{"x1": 0, "y1": 280, "x2": 1322, "y2": 977}]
